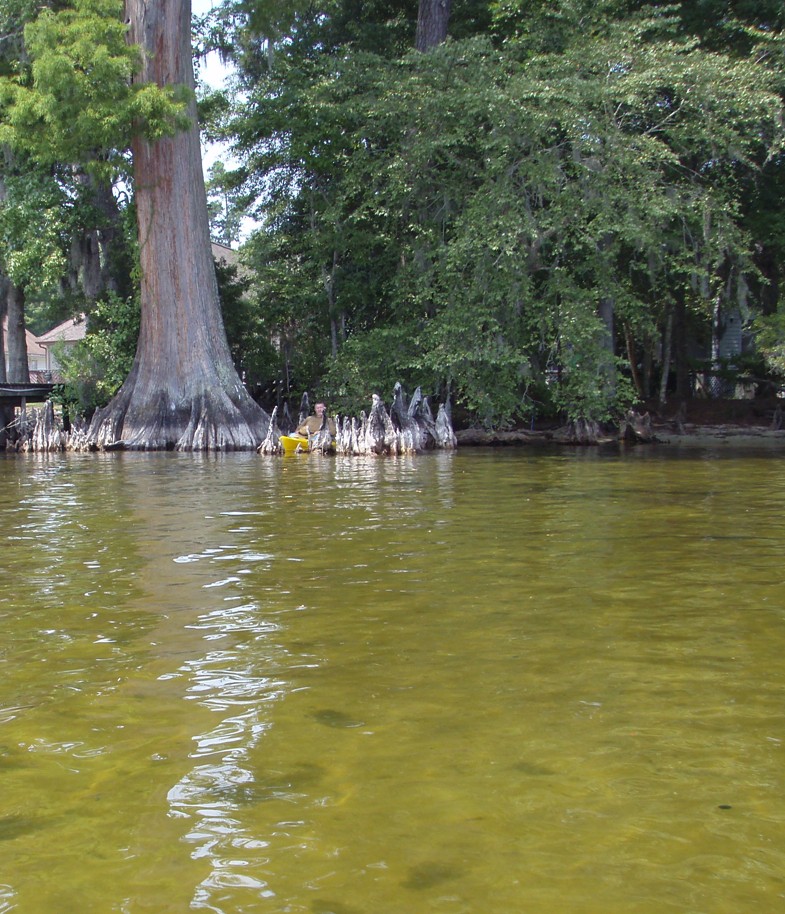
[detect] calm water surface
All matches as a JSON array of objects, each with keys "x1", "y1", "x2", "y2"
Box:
[{"x1": 1, "y1": 446, "x2": 784, "y2": 913}]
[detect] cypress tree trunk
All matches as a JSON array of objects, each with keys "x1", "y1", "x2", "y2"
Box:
[
  {"x1": 1, "y1": 164, "x2": 31, "y2": 385},
  {"x1": 4, "y1": 279, "x2": 29, "y2": 383},
  {"x1": 87, "y1": 0, "x2": 269, "y2": 450},
  {"x1": 415, "y1": 0, "x2": 452, "y2": 51},
  {"x1": 0, "y1": 276, "x2": 28, "y2": 450}
]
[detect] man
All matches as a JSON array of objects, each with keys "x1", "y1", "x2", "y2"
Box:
[{"x1": 296, "y1": 402, "x2": 336, "y2": 437}]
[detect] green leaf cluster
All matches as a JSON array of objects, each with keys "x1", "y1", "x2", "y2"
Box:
[
  {"x1": 0, "y1": 0, "x2": 189, "y2": 175},
  {"x1": 219, "y1": 1, "x2": 783, "y2": 423},
  {"x1": 0, "y1": 0, "x2": 187, "y2": 404},
  {"x1": 0, "y1": 166, "x2": 69, "y2": 290},
  {"x1": 54, "y1": 290, "x2": 140, "y2": 414}
]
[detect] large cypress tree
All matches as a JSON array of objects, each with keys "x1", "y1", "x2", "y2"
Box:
[
  {"x1": 88, "y1": 0, "x2": 269, "y2": 449},
  {"x1": 2, "y1": 0, "x2": 270, "y2": 449}
]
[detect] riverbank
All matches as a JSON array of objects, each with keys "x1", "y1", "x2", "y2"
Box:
[{"x1": 455, "y1": 397, "x2": 785, "y2": 448}]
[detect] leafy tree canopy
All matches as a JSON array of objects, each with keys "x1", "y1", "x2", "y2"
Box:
[
  {"x1": 0, "y1": 0, "x2": 189, "y2": 176},
  {"x1": 215, "y1": 1, "x2": 783, "y2": 423}
]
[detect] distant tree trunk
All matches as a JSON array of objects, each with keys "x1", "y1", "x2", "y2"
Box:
[
  {"x1": 415, "y1": 0, "x2": 452, "y2": 51},
  {"x1": 71, "y1": 169, "x2": 132, "y2": 302},
  {"x1": 3, "y1": 278, "x2": 30, "y2": 383},
  {"x1": 94, "y1": 174, "x2": 129, "y2": 296},
  {"x1": 624, "y1": 322, "x2": 643, "y2": 399},
  {"x1": 70, "y1": 231, "x2": 103, "y2": 301},
  {"x1": 641, "y1": 330, "x2": 655, "y2": 400},
  {"x1": 322, "y1": 248, "x2": 343, "y2": 358},
  {"x1": 87, "y1": 0, "x2": 268, "y2": 449},
  {"x1": 1, "y1": 164, "x2": 31, "y2": 387},
  {"x1": 659, "y1": 308, "x2": 673, "y2": 405},
  {"x1": 673, "y1": 288, "x2": 691, "y2": 399},
  {"x1": 597, "y1": 292, "x2": 616, "y2": 399}
]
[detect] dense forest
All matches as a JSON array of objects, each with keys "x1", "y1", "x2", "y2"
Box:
[{"x1": 2, "y1": 0, "x2": 785, "y2": 435}]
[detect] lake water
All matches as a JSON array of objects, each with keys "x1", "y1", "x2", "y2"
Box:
[{"x1": 1, "y1": 445, "x2": 784, "y2": 913}]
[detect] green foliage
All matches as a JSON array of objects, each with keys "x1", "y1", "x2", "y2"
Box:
[
  {"x1": 322, "y1": 324, "x2": 423, "y2": 415},
  {"x1": 754, "y1": 308, "x2": 785, "y2": 379},
  {"x1": 0, "y1": 0, "x2": 189, "y2": 175},
  {"x1": 55, "y1": 291, "x2": 140, "y2": 414},
  {"x1": 224, "y1": 1, "x2": 782, "y2": 424},
  {"x1": 0, "y1": 0, "x2": 39, "y2": 76},
  {"x1": 206, "y1": 161, "x2": 245, "y2": 246},
  {"x1": 0, "y1": 0, "x2": 185, "y2": 399},
  {"x1": 547, "y1": 307, "x2": 637, "y2": 422},
  {"x1": 215, "y1": 257, "x2": 277, "y2": 385},
  {"x1": 0, "y1": 165, "x2": 69, "y2": 290},
  {"x1": 5, "y1": 0, "x2": 782, "y2": 427}
]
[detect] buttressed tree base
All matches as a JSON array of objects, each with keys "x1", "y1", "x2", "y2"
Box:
[{"x1": 87, "y1": 0, "x2": 269, "y2": 450}]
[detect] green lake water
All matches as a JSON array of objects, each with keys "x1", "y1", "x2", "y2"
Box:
[{"x1": 1, "y1": 445, "x2": 784, "y2": 913}]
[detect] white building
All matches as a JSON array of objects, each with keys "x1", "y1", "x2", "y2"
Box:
[
  {"x1": 2, "y1": 316, "x2": 48, "y2": 377},
  {"x1": 33, "y1": 315, "x2": 87, "y2": 376}
]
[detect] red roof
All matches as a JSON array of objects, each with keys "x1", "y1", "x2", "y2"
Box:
[
  {"x1": 36, "y1": 315, "x2": 87, "y2": 346},
  {"x1": 1, "y1": 316, "x2": 46, "y2": 359}
]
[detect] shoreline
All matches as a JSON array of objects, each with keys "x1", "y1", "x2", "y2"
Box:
[{"x1": 455, "y1": 423, "x2": 785, "y2": 448}]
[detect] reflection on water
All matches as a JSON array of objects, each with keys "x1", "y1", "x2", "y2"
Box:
[{"x1": 1, "y1": 447, "x2": 785, "y2": 913}]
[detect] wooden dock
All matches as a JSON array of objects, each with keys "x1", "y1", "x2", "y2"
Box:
[{"x1": 0, "y1": 383, "x2": 56, "y2": 408}]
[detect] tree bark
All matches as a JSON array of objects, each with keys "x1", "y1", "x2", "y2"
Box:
[
  {"x1": 0, "y1": 281, "x2": 6, "y2": 385},
  {"x1": 3, "y1": 278, "x2": 30, "y2": 383},
  {"x1": 624, "y1": 322, "x2": 643, "y2": 399},
  {"x1": 71, "y1": 169, "x2": 131, "y2": 301},
  {"x1": 87, "y1": 0, "x2": 269, "y2": 450},
  {"x1": 415, "y1": 0, "x2": 452, "y2": 51},
  {"x1": 673, "y1": 288, "x2": 690, "y2": 400},
  {"x1": 659, "y1": 307, "x2": 673, "y2": 406},
  {"x1": 597, "y1": 293, "x2": 615, "y2": 397},
  {"x1": 322, "y1": 247, "x2": 340, "y2": 358}
]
